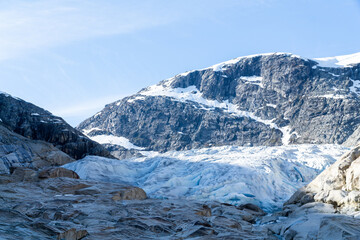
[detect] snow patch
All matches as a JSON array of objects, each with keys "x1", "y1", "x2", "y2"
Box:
[
  {"x1": 63, "y1": 144, "x2": 348, "y2": 211},
  {"x1": 82, "y1": 127, "x2": 144, "y2": 150},
  {"x1": 82, "y1": 127, "x2": 103, "y2": 135},
  {"x1": 312, "y1": 94, "x2": 346, "y2": 99},
  {"x1": 350, "y1": 78, "x2": 360, "y2": 96},
  {"x1": 314, "y1": 52, "x2": 360, "y2": 68},
  {"x1": 89, "y1": 134, "x2": 145, "y2": 150},
  {"x1": 127, "y1": 96, "x2": 146, "y2": 103},
  {"x1": 210, "y1": 57, "x2": 244, "y2": 72},
  {"x1": 241, "y1": 76, "x2": 264, "y2": 88},
  {"x1": 328, "y1": 72, "x2": 340, "y2": 77},
  {"x1": 0, "y1": 91, "x2": 21, "y2": 100},
  {"x1": 266, "y1": 104, "x2": 277, "y2": 108},
  {"x1": 162, "y1": 52, "x2": 303, "y2": 80},
  {"x1": 207, "y1": 52, "x2": 302, "y2": 72},
  {"x1": 94, "y1": 112, "x2": 102, "y2": 117},
  {"x1": 281, "y1": 126, "x2": 292, "y2": 145}
]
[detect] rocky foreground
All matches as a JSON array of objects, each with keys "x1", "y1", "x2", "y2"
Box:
[
  {"x1": 0, "y1": 167, "x2": 272, "y2": 240},
  {"x1": 2, "y1": 164, "x2": 360, "y2": 239}
]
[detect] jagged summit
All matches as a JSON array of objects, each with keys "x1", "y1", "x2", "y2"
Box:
[{"x1": 78, "y1": 52, "x2": 360, "y2": 155}]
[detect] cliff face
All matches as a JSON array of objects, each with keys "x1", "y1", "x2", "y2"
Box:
[{"x1": 78, "y1": 53, "x2": 360, "y2": 152}]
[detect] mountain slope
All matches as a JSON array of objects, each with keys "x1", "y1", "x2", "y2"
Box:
[
  {"x1": 78, "y1": 53, "x2": 360, "y2": 153},
  {"x1": 0, "y1": 92, "x2": 113, "y2": 160}
]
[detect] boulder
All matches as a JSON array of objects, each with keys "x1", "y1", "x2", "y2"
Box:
[
  {"x1": 38, "y1": 167, "x2": 79, "y2": 179},
  {"x1": 57, "y1": 228, "x2": 88, "y2": 240},
  {"x1": 195, "y1": 205, "x2": 212, "y2": 217},
  {"x1": 111, "y1": 186, "x2": 147, "y2": 200}
]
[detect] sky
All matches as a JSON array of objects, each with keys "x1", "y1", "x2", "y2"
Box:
[{"x1": 0, "y1": 0, "x2": 359, "y2": 126}]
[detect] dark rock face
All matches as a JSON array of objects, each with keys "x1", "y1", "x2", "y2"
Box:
[
  {"x1": 0, "y1": 93, "x2": 113, "y2": 159},
  {"x1": 78, "y1": 53, "x2": 360, "y2": 152},
  {"x1": 82, "y1": 96, "x2": 282, "y2": 152}
]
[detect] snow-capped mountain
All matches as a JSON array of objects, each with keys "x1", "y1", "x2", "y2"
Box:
[{"x1": 78, "y1": 52, "x2": 360, "y2": 156}]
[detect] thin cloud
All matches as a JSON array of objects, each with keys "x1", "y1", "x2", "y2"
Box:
[
  {"x1": 0, "y1": 0, "x2": 177, "y2": 61},
  {"x1": 52, "y1": 95, "x2": 125, "y2": 118}
]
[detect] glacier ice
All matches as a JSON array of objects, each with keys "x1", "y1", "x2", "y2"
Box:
[{"x1": 63, "y1": 144, "x2": 348, "y2": 211}]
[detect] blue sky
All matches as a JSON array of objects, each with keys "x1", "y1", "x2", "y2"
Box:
[{"x1": 0, "y1": 0, "x2": 359, "y2": 126}]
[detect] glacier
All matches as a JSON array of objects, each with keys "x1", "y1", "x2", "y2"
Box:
[{"x1": 64, "y1": 144, "x2": 348, "y2": 211}]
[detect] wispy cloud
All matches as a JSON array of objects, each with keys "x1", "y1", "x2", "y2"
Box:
[
  {"x1": 0, "y1": 0, "x2": 177, "y2": 61},
  {"x1": 52, "y1": 94, "x2": 124, "y2": 118}
]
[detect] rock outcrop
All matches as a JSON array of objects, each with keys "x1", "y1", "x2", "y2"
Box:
[
  {"x1": 265, "y1": 144, "x2": 360, "y2": 238},
  {"x1": 286, "y1": 144, "x2": 360, "y2": 213},
  {"x1": 0, "y1": 124, "x2": 74, "y2": 174},
  {"x1": 78, "y1": 53, "x2": 360, "y2": 153},
  {"x1": 264, "y1": 202, "x2": 360, "y2": 239},
  {"x1": 38, "y1": 167, "x2": 80, "y2": 179}
]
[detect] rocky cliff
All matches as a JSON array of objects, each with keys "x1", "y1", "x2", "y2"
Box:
[{"x1": 78, "y1": 53, "x2": 360, "y2": 153}]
